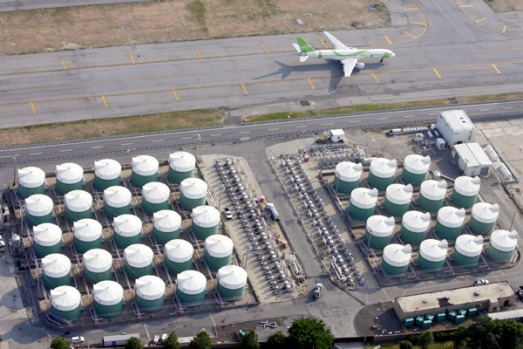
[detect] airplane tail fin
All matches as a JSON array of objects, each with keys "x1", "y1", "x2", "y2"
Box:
[
  {"x1": 296, "y1": 37, "x2": 315, "y2": 53},
  {"x1": 299, "y1": 56, "x2": 309, "y2": 62}
]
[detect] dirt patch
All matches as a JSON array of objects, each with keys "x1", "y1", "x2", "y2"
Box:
[{"x1": 485, "y1": 0, "x2": 523, "y2": 12}]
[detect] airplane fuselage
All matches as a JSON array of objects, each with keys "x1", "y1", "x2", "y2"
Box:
[{"x1": 297, "y1": 48, "x2": 394, "y2": 61}]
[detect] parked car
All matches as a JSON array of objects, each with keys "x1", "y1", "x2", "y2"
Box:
[
  {"x1": 71, "y1": 336, "x2": 85, "y2": 345},
  {"x1": 223, "y1": 207, "x2": 233, "y2": 220},
  {"x1": 473, "y1": 279, "x2": 489, "y2": 286}
]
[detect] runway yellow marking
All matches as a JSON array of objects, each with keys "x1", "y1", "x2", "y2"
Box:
[
  {"x1": 403, "y1": 31, "x2": 418, "y2": 39},
  {"x1": 321, "y1": 39, "x2": 330, "y2": 49},
  {"x1": 241, "y1": 83, "x2": 248, "y2": 95},
  {"x1": 30, "y1": 102, "x2": 36, "y2": 114},
  {"x1": 371, "y1": 73, "x2": 380, "y2": 84},
  {"x1": 403, "y1": 7, "x2": 418, "y2": 11},
  {"x1": 384, "y1": 35, "x2": 392, "y2": 45},
  {"x1": 492, "y1": 63, "x2": 501, "y2": 74},
  {"x1": 502, "y1": 25, "x2": 507, "y2": 34},
  {"x1": 475, "y1": 18, "x2": 487, "y2": 23},
  {"x1": 411, "y1": 22, "x2": 427, "y2": 26},
  {"x1": 433, "y1": 68, "x2": 442, "y2": 79},
  {"x1": 195, "y1": 48, "x2": 203, "y2": 59},
  {"x1": 130, "y1": 53, "x2": 136, "y2": 65},
  {"x1": 459, "y1": 4, "x2": 473, "y2": 8},
  {"x1": 102, "y1": 95, "x2": 109, "y2": 108},
  {"x1": 261, "y1": 43, "x2": 269, "y2": 54},
  {"x1": 60, "y1": 59, "x2": 68, "y2": 70},
  {"x1": 307, "y1": 78, "x2": 315, "y2": 90},
  {"x1": 172, "y1": 89, "x2": 180, "y2": 101}
]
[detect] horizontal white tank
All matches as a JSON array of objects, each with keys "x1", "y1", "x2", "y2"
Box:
[
  {"x1": 34, "y1": 223, "x2": 62, "y2": 246},
  {"x1": 135, "y1": 275, "x2": 165, "y2": 300},
  {"x1": 437, "y1": 207, "x2": 466, "y2": 228},
  {"x1": 402, "y1": 211, "x2": 431, "y2": 232},
  {"x1": 403, "y1": 155, "x2": 431, "y2": 174},
  {"x1": 18, "y1": 167, "x2": 46, "y2": 188},
  {"x1": 386, "y1": 184, "x2": 413, "y2": 205},
  {"x1": 83, "y1": 249, "x2": 113, "y2": 273},
  {"x1": 370, "y1": 158, "x2": 397, "y2": 178},
  {"x1": 142, "y1": 182, "x2": 170, "y2": 203},
  {"x1": 383, "y1": 244, "x2": 412, "y2": 267},
  {"x1": 26, "y1": 194, "x2": 54, "y2": 216},
  {"x1": 350, "y1": 188, "x2": 379, "y2": 209},
  {"x1": 56, "y1": 163, "x2": 84, "y2": 184},
  {"x1": 50, "y1": 286, "x2": 81, "y2": 311},
  {"x1": 42, "y1": 253, "x2": 71, "y2": 278},
  {"x1": 104, "y1": 186, "x2": 132, "y2": 208},
  {"x1": 94, "y1": 159, "x2": 121, "y2": 180},
  {"x1": 176, "y1": 270, "x2": 207, "y2": 295},
  {"x1": 455, "y1": 234, "x2": 484, "y2": 257},
  {"x1": 217, "y1": 265, "x2": 248, "y2": 290},
  {"x1": 164, "y1": 239, "x2": 194, "y2": 263},
  {"x1": 153, "y1": 210, "x2": 182, "y2": 232},
  {"x1": 93, "y1": 280, "x2": 124, "y2": 305},
  {"x1": 420, "y1": 180, "x2": 447, "y2": 200},
  {"x1": 132, "y1": 155, "x2": 159, "y2": 176},
  {"x1": 113, "y1": 214, "x2": 142, "y2": 236},
  {"x1": 205, "y1": 235, "x2": 234, "y2": 258},
  {"x1": 192, "y1": 206, "x2": 220, "y2": 228},
  {"x1": 335, "y1": 161, "x2": 363, "y2": 181},
  {"x1": 366, "y1": 215, "x2": 395, "y2": 237},
  {"x1": 124, "y1": 244, "x2": 154, "y2": 268},
  {"x1": 65, "y1": 190, "x2": 93, "y2": 212},
  {"x1": 169, "y1": 152, "x2": 196, "y2": 172},
  {"x1": 419, "y1": 239, "x2": 448, "y2": 262},
  {"x1": 180, "y1": 178, "x2": 208, "y2": 199},
  {"x1": 73, "y1": 219, "x2": 102, "y2": 242}
]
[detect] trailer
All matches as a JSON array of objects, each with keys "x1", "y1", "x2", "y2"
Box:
[{"x1": 102, "y1": 333, "x2": 141, "y2": 347}]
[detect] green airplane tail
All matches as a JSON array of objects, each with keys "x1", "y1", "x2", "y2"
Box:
[{"x1": 297, "y1": 37, "x2": 315, "y2": 52}]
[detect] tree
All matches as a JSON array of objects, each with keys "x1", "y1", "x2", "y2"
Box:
[
  {"x1": 126, "y1": 337, "x2": 144, "y2": 349},
  {"x1": 419, "y1": 331, "x2": 434, "y2": 349},
  {"x1": 267, "y1": 331, "x2": 287, "y2": 349},
  {"x1": 163, "y1": 331, "x2": 181, "y2": 349},
  {"x1": 399, "y1": 340, "x2": 413, "y2": 349},
  {"x1": 189, "y1": 331, "x2": 212, "y2": 349},
  {"x1": 50, "y1": 337, "x2": 70, "y2": 349},
  {"x1": 240, "y1": 331, "x2": 260, "y2": 349},
  {"x1": 287, "y1": 318, "x2": 334, "y2": 349}
]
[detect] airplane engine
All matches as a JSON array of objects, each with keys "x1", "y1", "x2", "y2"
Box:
[{"x1": 355, "y1": 62, "x2": 365, "y2": 70}]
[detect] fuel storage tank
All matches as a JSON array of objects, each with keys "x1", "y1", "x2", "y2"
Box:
[
  {"x1": 103, "y1": 186, "x2": 132, "y2": 219},
  {"x1": 191, "y1": 205, "x2": 220, "y2": 240},
  {"x1": 487, "y1": 229, "x2": 517, "y2": 263},
  {"x1": 93, "y1": 280, "x2": 124, "y2": 318},
  {"x1": 204, "y1": 235, "x2": 234, "y2": 270},
  {"x1": 18, "y1": 166, "x2": 47, "y2": 199},
  {"x1": 33, "y1": 223, "x2": 62, "y2": 258},
  {"x1": 73, "y1": 219, "x2": 103, "y2": 253},
  {"x1": 217, "y1": 265, "x2": 248, "y2": 300},
  {"x1": 332, "y1": 161, "x2": 363, "y2": 194},
  {"x1": 400, "y1": 211, "x2": 431, "y2": 245},
  {"x1": 64, "y1": 190, "x2": 93, "y2": 223},
  {"x1": 368, "y1": 158, "x2": 397, "y2": 189},
  {"x1": 384, "y1": 183, "x2": 413, "y2": 217},
  {"x1": 452, "y1": 234, "x2": 484, "y2": 266},
  {"x1": 418, "y1": 180, "x2": 447, "y2": 213},
  {"x1": 348, "y1": 188, "x2": 378, "y2": 221},
  {"x1": 451, "y1": 176, "x2": 480, "y2": 209},
  {"x1": 55, "y1": 162, "x2": 84, "y2": 195},
  {"x1": 180, "y1": 178, "x2": 208, "y2": 211},
  {"x1": 25, "y1": 194, "x2": 54, "y2": 227},
  {"x1": 381, "y1": 244, "x2": 412, "y2": 275},
  {"x1": 135, "y1": 275, "x2": 165, "y2": 312},
  {"x1": 142, "y1": 181, "x2": 171, "y2": 216},
  {"x1": 364, "y1": 215, "x2": 395, "y2": 249},
  {"x1": 50, "y1": 286, "x2": 81, "y2": 323},
  {"x1": 112, "y1": 214, "x2": 143, "y2": 249},
  {"x1": 168, "y1": 151, "x2": 196, "y2": 184},
  {"x1": 164, "y1": 239, "x2": 194, "y2": 275},
  {"x1": 176, "y1": 270, "x2": 207, "y2": 303},
  {"x1": 131, "y1": 155, "x2": 159, "y2": 187},
  {"x1": 124, "y1": 244, "x2": 154, "y2": 279},
  {"x1": 153, "y1": 210, "x2": 182, "y2": 244},
  {"x1": 42, "y1": 253, "x2": 71, "y2": 289},
  {"x1": 417, "y1": 239, "x2": 448, "y2": 271},
  {"x1": 434, "y1": 207, "x2": 466, "y2": 240},
  {"x1": 82, "y1": 248, "x2": 113, "y2": 284},
  {"x1": 94, "y1": 159, "x2": 122, "y2": 191},
  {"x1": 401, "y1": 154, "x2": 431, "y2": 186},
  {"x1": 469, "y1": 202, "x2": 499, "y2": 236}
]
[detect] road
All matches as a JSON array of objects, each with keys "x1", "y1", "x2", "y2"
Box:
[{"x1": 0, "y1": 0, "x2": 145, "y2": 12}]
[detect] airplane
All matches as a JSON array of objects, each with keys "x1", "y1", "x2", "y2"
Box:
[{"x1": 292, "y1": 31, "x2": 395, "y2": 77}]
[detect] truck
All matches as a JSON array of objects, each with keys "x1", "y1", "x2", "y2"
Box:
[
  {"x1": 102, "y1": 333, "x2": 141, "y2": 347},
  {"x1": 316, "y1": 129, "x2": 345, "y2": 144},
  {"x1": 312, "y1": 283, "x2": 323, "y2": 300}
]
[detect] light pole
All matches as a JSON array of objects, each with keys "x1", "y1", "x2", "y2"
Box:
[
  {"x1": 12, "y1": 154, "x2": 19, "y2": 187},
  {"x1": 195, "y1": 133, "x2": 201, "y2": 162}
]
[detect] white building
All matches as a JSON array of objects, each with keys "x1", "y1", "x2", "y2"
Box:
[
  {"x1": 452, "y1": 143, "x2": 493, "y2": 177},
  {"x1": 436, "y1": 110, "x2": 477, "y2": 145}
]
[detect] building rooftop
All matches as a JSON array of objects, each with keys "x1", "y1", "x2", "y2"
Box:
[
  {"x1": 439, "y1": 110, "x2": 475, "y2": 132},
  {"x1": 454, "y1": 143, "x2": 493, "y2": 167}
]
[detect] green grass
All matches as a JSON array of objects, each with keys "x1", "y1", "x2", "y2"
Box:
[{"x1": 187, "y1": 0, "x2": 207, "y2": 31}]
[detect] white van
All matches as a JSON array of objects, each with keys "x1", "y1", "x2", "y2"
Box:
[{"x1": 266, "y1": 203, "x2": 280, "y2": 221}]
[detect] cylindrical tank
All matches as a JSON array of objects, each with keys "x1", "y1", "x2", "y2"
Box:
[
  {"x1": 103, "y1": 186, "x2": 132, "y2": 219},
  {"x1": 418, "y1": 180, "x2": 447, "y2": 212},
  {"x1": 42, "y1": 253, "x2": 71, "y2": 289},
  {"x1": 131, "y1": 155, "x2": 159, "y2": 187},
  {"x1": 112, "y1": 214, "x2": 143, "y2": 249},
  {"x1": 487, "y1": 229, "x2": 518, "y2": 263},
  {"x1": 469, "y1": 203, "x2": 499, "y2": 235},
  {"x1": 384, "y1": 184, "x2": 413, "y2": 217},
  {"x1": 17, "y1": 166, "x2": 47, "y2": 199},
  {"x1": 64, "y1": 190, "x2": 93, "y2": 223},
  {"x1": 73, "y1": 219, "x2": 103, "y2": 253},
  {"x1": 153, "y1": 210, "x2": 182, "y2": 244},
  {"x1": 135, "y1": 275, "x2": 165, "y2": 312},
  {"x1": 381, "y1": 244, "x2": 412, "y2": 275},
  {"x1": 25, "y1": 194, "x2": 54, "y2": 227},
  {"x1": 176, "y1": 270, "x2": 207, "y2": 303},
  {"x1": 83, "y1": 248, "x2": 113, "y2": 284},
  {"x1": 142, "y1": 182, "x2": 171, "y2": 216},
  {"x1": 400, "y1": 211, "x2": 431, "y2": 245},
  {"x1": 164, "y1": 239, "x2": 194, "y2": 275},
  {"x1": 348, "y1": 188, "x2": 378, "y2": 221},
  {"x1": 217, "y1": 265, "x2": 248, "y2": 300},
  {"x1": 94, "y1": 159, "x2": 122, "y2": 191},
  {"x1": 33, "y1": 223, "x2": 62, "y2": 258},
  {"x1": 191, "y1": 205, "x2": 220, "y2": 240},
  {"x1": 451, "y1": 176, "x2": 481, "y2": 209},
  {"x1": 168, "y1": 151, "x2": 196, "y2": 184},
  {"x1": 50, "y1": 286, "x2": 81, "y2": 323},
  {"x1": 180, "y1": 178, "x2": 208, "y2": 211},
  {"x1": 204, "y1": 235, "x2": 234, "y2": 270},
  {"x1": 124, "y1": 244, "x2": 154, "y2": 279},
  {"x1": 368, "y1": 158, "x2": 397, "y2": 189},
  {"x1": 364, "y1": 215, "x2": 395, "y2": 249},
  {"x1": 333, "y1": 161, "x2": 363, "y2": 194},
  {"x1": 452, "y1": 234, "x2": 484, "y2": 266},
  {"x1": 55, "y1": 163, "x2": 84, "y2": 195},
  {"x1": 93, "y1": 280, "x2": 124, "y2": 318},
  {"x1": 417, "y1": 239, "x2": 448, "y2": 271},
  {"x1": 401, "y1": 155, "x2": 431, "y2": 186},
  {"x1": 435, "y1": 207, "x2": 466, "y2": 240}
]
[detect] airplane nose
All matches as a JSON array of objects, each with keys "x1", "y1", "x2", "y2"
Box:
[{"x1": 391, "y1": 52, "x2": 396, "y2": 57}]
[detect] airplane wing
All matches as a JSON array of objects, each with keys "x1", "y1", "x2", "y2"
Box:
[
  {"x1": 341, "y1": 58, "x2": 358, "y2": 77},
  {"x1": 324, "y1": 31, "x2": 348, "y2": 50}
]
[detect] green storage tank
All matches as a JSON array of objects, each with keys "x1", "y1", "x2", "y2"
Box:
[
  {"x1": 112, "y1": 214, "x2": 143, "y2": 249},
  {"x1": 94, "y1": 159, "x2": 122, "y2": 191},
  {"x1": 454, "y1": 314, "x2": 465, "y2": 324},
  {"x1": 50, "y1": 286, "x2": 81, "y2": 323},
  {"x1": 42, "y1": 253, "x2": 71, "y2": 289},
  {"x1": 55, "y1": 163, "x2": 84, "y2": 195},
  {"x1": 435, "y1": 313, "x2": 446, "y2": 322},
  {"x1": 368, "y1": 158, "x2": 397, "y2": 189},
  {"x1": 25, "y1": 194, "x2": 54, "y2": 227},
  {"x1": 332, "y1": 161, "x2": 363, "y2": 194},
  {"x1": 93, "y1": 280, "x2": 124, "y2": 318},
  {"x1": 348, "y1": 188, "x2": 378, "y2": 221},
  {"x1": 33, "y1": 223, "x2": 62, "y2": 258},
  {"x1": 153, "y1": 210, "x2": 182, "y2": 244},
  {"x1": 135, "y1": 275, "x2": 165, "y2": 312},
  {"x1": 487, "y1": 229, "x2": 517, "y2": 263},
  {"x1": 131, "y1": 155, "x2": 159, "y2": 187},
  {"x1": 404, "y1": 318, "x2": 414, "y2": 328},
  {"x1": 17, "y1": 166, "x2": 47, "y2": 199},
  {"x1": 417, "y1": 239, "x2": 448, "y2": 271},
  {"x1": 421, "y1": 320, "x2": 432, "y2": 329},
  {"x1": 418, "y1": 180, "x2": 447, "y2": 213},
  {"x1": 103, "y1": 186, "x2": 132, "y2": 219},
  {"x1": 176, "y1": 270, "x2": 207, "y2": 304},
  {"x1": 435, "y1": 206, "x2": 466, "y2": 240},
  {"x1": 217, "y1": 265, "x2": 248, "y2": 300},
  {"x1": 401, "y1": 154, "x2": 431, "y2": 186},
  {"x1": 384, "y1": 183, "x2": 413, "y2": 217},
  {"x1": 452, "y1": 234, "x2": 484, "y2": 266},
  {"x1": 82, "y1": 248, "x2": 113, "y2": 284},
  {"x1": 73, "y1": 219, "x2": 103, "y2": 254},
  {"x1": 469, "y1": 203, "x2": 499, "y2": 236},
  {"x1": 168, "y1": 151, "x2": 196, "y2": 184},
  {"x1": 164, "y1": 239, "x2": 194, "y2": 275},
  {"x1": 191, "y1": 205, "x2": 220, "y2": 240},
  {"x1": 124, "y1": 244, "x2": 154, "y2": 279},
  {"x1": 180, "y1": 178, "x2": 208, "y2": 211},
  {"x1": 468, "y1": 308, "x2": 478, "y2": 317},
  {"x1": 381, "y1": 243, "x2": 412, "y2": 275},
  {"x1": 364, "y1": 215, "x2": 395, "y2": 249},
  {"x1": 142, "y1": 181, "x2": 171, "y2": 216},
  {"x1": 64, "y1": 190, "x2": 92, "y2": 223},
  {"x1": 451, "y1": 176, "x2": 480, "y2": 208},
  {"x1": 204, "y1": 235, "x2": 234, "y2": 270},
  {"x1": 400, "y1": 211, "x2": 431, "y2": 245}
]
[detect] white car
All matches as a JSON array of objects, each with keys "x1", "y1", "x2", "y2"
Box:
[
  {"x1": 71, "y1": 336, "x2": 85, "y2": 345},
  {"x1": 473, "y1": 279, "x2": 489, "y2": 286}
]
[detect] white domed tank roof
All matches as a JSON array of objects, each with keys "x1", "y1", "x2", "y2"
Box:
[
  {"x1": 192, "y1": 206, "x2": 220, "y2": 228},
  {"x1": 437, "y1": 207, "x2": 466, "y2": 228},
  {"x1": 50, "y1": 286, "x2": 81, "y2": 311},
  {"x1": 176, "y1": 270, "x2": 207, "y2": 295},
  {"x1": 350, "y1": 188, "x2": 379, "y2": 209},
  {"x1": 420, "y1": 239, "x2": 448, "y2": 262},
  {"x1": 169, "y1": 152, "x2": 196, "y2": 172},
  {"x1": 217, "y1": 265, "x2": 248, "y2": 290},
  {"x1": 42, "y1": 253, "x2": 71, "y2": 278},
  {"x1": 18, "y1": 166, "x2": 46, "y2": 188},
  {"x1": 455, "y1": 234, "x2": 484, "y2": 257},
  {"x1": 64, "y1": 190, "x2": 92, "y2": 211},
  {"x1": 93, "y1": 280, "x2": 123, "y2": 305},
  {"x1": 33, "y1": 223, "x2": 62, "y2": 246},
  {"x1": 94, "y1": 159, "x2": 122, "y2": 180},
  {"x1": 153, "y1": 210, "x2": 182, "y2": 232},
  {"x1": 454, "y1": 176, "x2": 481, "y2": 196},
  {"x1": 135, "y1": 275, "x2": 165, "y2": 300},
  {"x1": 124, "y1": 244, "x2": 153, "y2": 268},
  {"x1": 164, "y1": 239, "x2": 194, "y2": 263},
  {"x1": 420, "y1": 180, "x2": 447, "y2": 200},
  {"x1": 471, "y1": 203, "x2": 499, "y2": 224},
  {"x1": 366, "y1": 215, "x2": 395, "y2": 237},
  {"x1": 335, "y1": 161, "x2": 363, "y2": 181},
  {"x1": 113, "y1": 214, "x2": 142, "y2": 237},
  {"x1": 370, "y1": 158, "x2": 397, "y2": 178},
  {"x1": 104, "y1": 186, "x2": 132, "y2": 208},
  {"x1": 490, "y1": 230, "x2": 518, "y2": 252},
  {"x1": 25, "y1": 194, "x2": 54, "y2": 216},
  {"x1": 142, "y1": 182, "x2": 170, "y2": 203},
  {"x1": 383, "y1": 244, "x2": 412, "y2": 267},
  {"x1": 73, "y1": 219, "x2": 103, "y2": 242},
  {"x1": 386, "y1": 184, "x2": 413, "y2": 205},
  {"x1": 132, "y1": 155, "x2": 159, "y2": 176},
  {"x1": 180, "y1": 178, "x2": 208, "y2": 199},
  {"x1": 404, "y1": 155, "x2": 431, "y2": 174},
  {"x1": 83, "y1": 249, "x2": 113, "y2": 273},
  {"x1": 205, "y1": 235, "x2": 234, "y2": 258},
  {"x1": 56, "y1": 163, "x2": 84, "y2": 184},
  {"x1": 402, "y1": 211, "x2": 431, "y2": 232}
]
